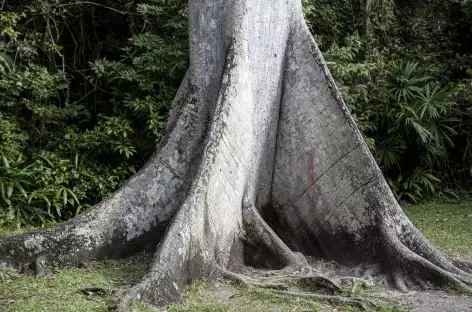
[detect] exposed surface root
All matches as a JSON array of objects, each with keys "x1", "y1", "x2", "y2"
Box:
[
  {"x1": 242, "y1": 202, "x2": 307, "y2": 268},
  {"x1": 270, "y1": 275, "x2": 343, "y2": 293},
  {"x1": 218, "y1": 264, "x2": 373, "y2": 310},
  {"x1": 451, "y1": 258, "x2": 472, "y2": 273},
  {"x1": 384, "y1": 231, "x2": 472, "y2": 293},
  {"x1": 248, "y1": 267, "x2": 342, "y2": 293},
  {"x1": 263, "y1": 289, "x2": 371, "y2": 310},
  {"x1": 112, "y1": 266, "x2": 181, "y2": 312},
  {"x1": 220, "y1": 267, "x2": 289, "y2": 290}
]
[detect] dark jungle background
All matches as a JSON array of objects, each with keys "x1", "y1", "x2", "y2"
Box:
[{"x1": 0, "y1": 0, "x2": 471, "y2": 227}]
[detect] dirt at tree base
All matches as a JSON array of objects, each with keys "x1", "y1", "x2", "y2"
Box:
[
  {"x1": 392, "y1": 290, "x2": 472, "y2": 312},
  {"x1": 391, "y1": 255, "x2": 472, "y2": 311},
  {"x1": 190, "y1": 279, "x2": 472, "y2": 312}
]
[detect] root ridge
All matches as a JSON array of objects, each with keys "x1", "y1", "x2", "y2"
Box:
[
  {"x1": 218, "y1": 265, "x2": 375, "y2": 310},
  {"x1": 112, "y1": 267, "x2": 182, "y2": 312},
  {"x1": 242, "y1": 201, "x2": 307, "y2": 268}
]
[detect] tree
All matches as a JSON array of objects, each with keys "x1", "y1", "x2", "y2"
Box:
[{"x1": 1, "y1": 0, "x2": 471, "y2": 310}]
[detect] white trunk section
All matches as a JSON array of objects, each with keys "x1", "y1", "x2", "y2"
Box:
[{"x1": 147, "y1": 0, "x2": 299, "y2": 284}]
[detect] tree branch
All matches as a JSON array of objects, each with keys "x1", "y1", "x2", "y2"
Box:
[{"x1": 59, "y1": 2, "x2": 128, "y2": 15}]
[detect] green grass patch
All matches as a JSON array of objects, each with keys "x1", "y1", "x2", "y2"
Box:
[
  {"x1": 404, "y1": 200, "x2": 472, "y2": 257},
  {"x1": 0, "y1": 254, "x2": 150, "y2": 312}
]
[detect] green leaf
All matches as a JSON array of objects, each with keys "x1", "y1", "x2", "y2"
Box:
[
  {"x1": 28, "y1": 193, "x2": 51, "y2": 207},
  {"x1": 37, "y1": 155, "x2": 54, "y2": 168},
  {"x1": 55, "y1": 204, "x2": 61, "y2": 217},
  {"x1": 40, "y1": 194, "x2": 51, "y2": 207},
  {"x1": 63, "y1": 189, "x2": 68, "y2": 207},
  {"x1": 15, "y1": 182, "x2": 27, "y2": 198},
  {"x1": 75, "y1": 205, "x2": 83, "y2": 216},
  {"x1": 2, "y1": 156, "x2": 9, "y2": 168},
  {"x1": 0, "y1": 180, "x2": 5, "y2": 200},
  {"x1": 7, "y1": 183, "x2": 13, "y2": 198},
  {"x1": 67, "y1": 189, "x2": 80, "y2": 205}
]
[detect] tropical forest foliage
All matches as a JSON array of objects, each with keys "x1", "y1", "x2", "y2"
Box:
[{"x1": 0, "y1": 0, "x2": 471, "y2": 226}]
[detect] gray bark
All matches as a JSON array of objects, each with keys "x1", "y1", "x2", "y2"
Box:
[{"x1": 1, "y1": 0, "x2": 471, "y2": 310}]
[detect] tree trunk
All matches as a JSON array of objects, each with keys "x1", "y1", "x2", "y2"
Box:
[{"x1": 1, "y1": 0, "x2": 471, "y2": 310}]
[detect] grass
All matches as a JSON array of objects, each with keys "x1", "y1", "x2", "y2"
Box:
[
  {"x1": 404, "y1": 200, "x2": 472, "y2": 257},
  {"x1": 0, "y1": 254, "x2": 150, "y2": 312},
  {"x1": 1, "y1": 201, "x2": 471, "y2": 311}
]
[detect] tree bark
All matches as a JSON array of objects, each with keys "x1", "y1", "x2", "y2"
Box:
[{"x1": 1, "y1": 0, "x2": 471, "y2": 310}]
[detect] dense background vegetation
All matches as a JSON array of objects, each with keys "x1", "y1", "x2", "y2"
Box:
[{"x1": 0, "y1": 0, "x2": 471, "y2": 227}]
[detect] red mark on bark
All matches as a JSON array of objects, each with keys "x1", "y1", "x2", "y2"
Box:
[{"x1": 307, "y1": 156, "x2": 315, "y2": 184}]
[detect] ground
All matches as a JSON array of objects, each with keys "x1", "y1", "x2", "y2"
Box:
[{"x1": 0, "y1": 200, "x2": 471, "y2": 312}]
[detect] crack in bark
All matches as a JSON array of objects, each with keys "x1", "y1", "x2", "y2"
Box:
[
  {"x1": 312, "y1": 176, "x2": 377, "y2": 233},
  {"x1": 221, "y1": 135, "x2": 246, "y2": 171},
  {"x1": 158, "y1": 160, "x2": 186, "y2": 181},
  {"x1": 269, "y1": 37, "x2": 291, "y2": 206},
  {"x1": 335, "y1": 177, "x2": 377, "y2": 210},
  {"x1": 293, "y1": 145, "x2": 361, "y2": 202}
]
